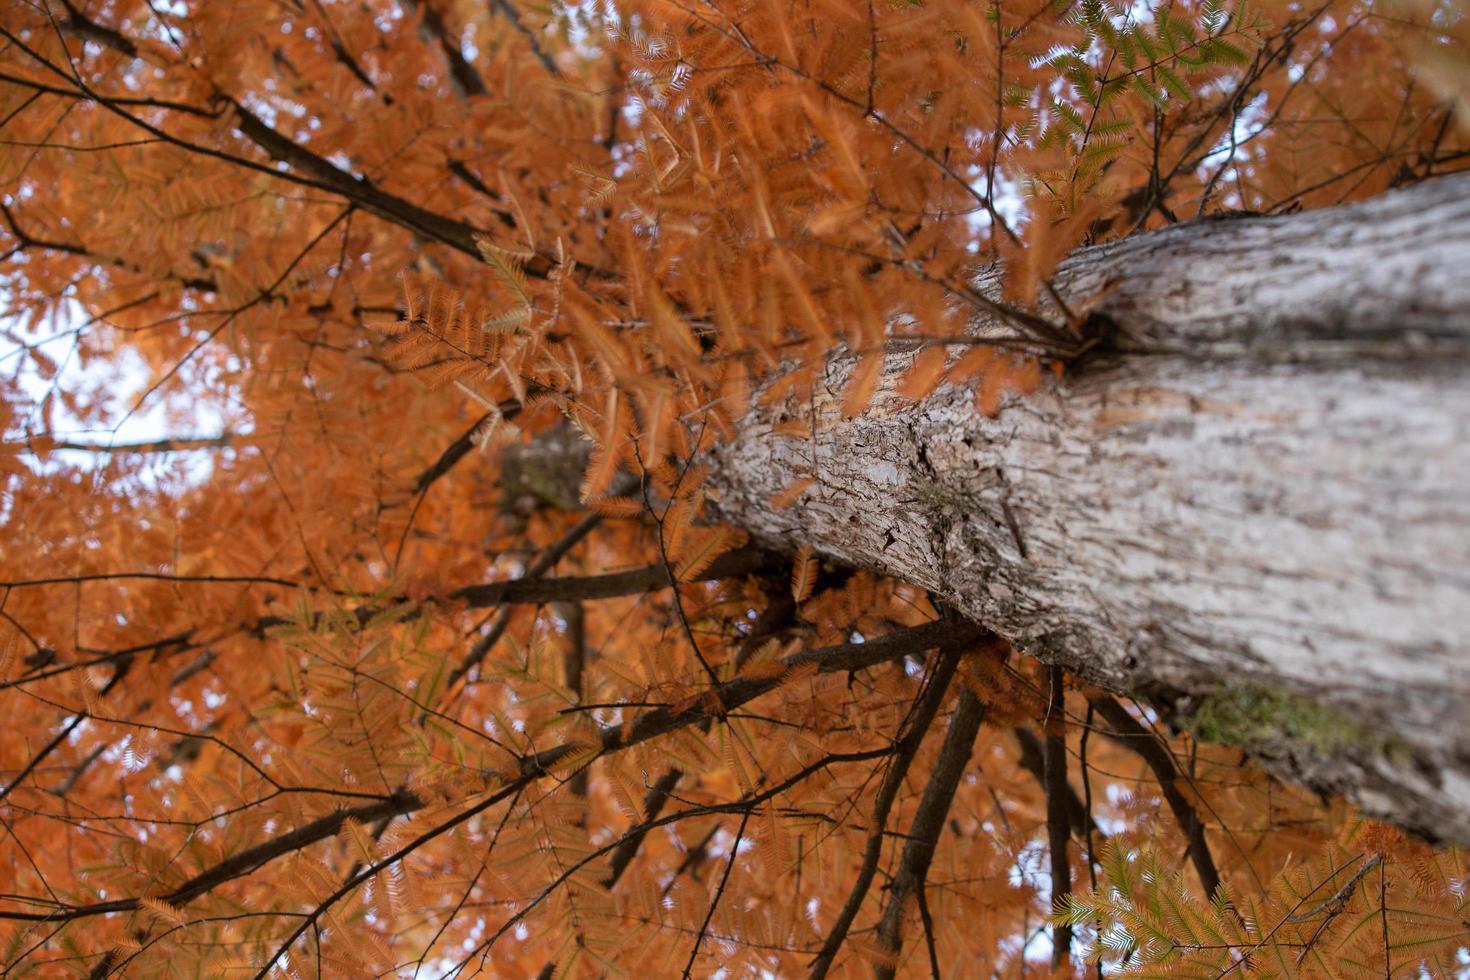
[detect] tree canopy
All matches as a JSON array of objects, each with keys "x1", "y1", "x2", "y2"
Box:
[{"x1": 1, "y1": 0, "x2": 1468, "y2": 976}]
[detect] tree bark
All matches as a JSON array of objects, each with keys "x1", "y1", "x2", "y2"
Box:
[{"x1": 703, "y1": 173, "x2": 1470, "y2": 842}]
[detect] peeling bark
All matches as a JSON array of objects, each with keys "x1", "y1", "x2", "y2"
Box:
[{"x1": 703, "y1": 174, "x2": 1470, "y2": 842}]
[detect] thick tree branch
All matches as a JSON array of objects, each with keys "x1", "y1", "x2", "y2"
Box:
[
  {"x1": 411, "y1": 412, "x2": 496, "y2": 494},
  {"x1": 55, "y1": 0, "x2": 138, "y2": 57},
  {"x1": 705, "y1": 172, "x2": 1470, "y2": 841},
  {"x1": 0, "y1": 24, "x2": 526, "y2": 270},
  {"x1": 2, "y1": 547, "x2": 773, "y2": 694},
  {"x1": 225, "y1": 99, "x2": 487, "y2": 259},
  {"x1": 558, "y1": 600, "x2": 590, "y2": 799}
]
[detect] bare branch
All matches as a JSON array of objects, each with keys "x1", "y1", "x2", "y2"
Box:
[
  {"x1": 1044, "y1": 668, "x2": 1073, "y2": 968},
  {"x1": 559, "y1": 600, "x2": 589, "y2": 799},
  {"x1": 1089, "y1": 696, "x2": 1222, "y2": 898},
  {"x1": 400, "y1": 0, "x2": 488, "y2": 97},
  {"x1": 809, "y1": 639, "x2": 971, "y2": 979},
  {"x1": 872, "y1": 688, "x2": 987, "y2": 980},
  {"x1": 602, "y1": 769, "x2": 684, "y2": 888},
  {"x1": 1014, "y1": 726, "x2": 1101, "y2": 841},
  {"x1": 0, "y1": 790, "x2": 417, "y2": 923},
  {"x1": 30, "y1": 433, "x2": 241, "y2": 455},
  {"x1": 410, "y1": 412, "x2": 496, "y2": 494},
  {"x1": 488, "y1": 0, "x2": 561, "y2": 78}
]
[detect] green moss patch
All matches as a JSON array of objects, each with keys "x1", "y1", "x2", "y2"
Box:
[{"x1": 1183, "y1": 685, "x2": 1395, "y2": 756}]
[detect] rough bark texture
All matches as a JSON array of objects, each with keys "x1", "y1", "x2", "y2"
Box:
[{"x1": 703, "y1": 174, "x2": 1470, "y2": 842}]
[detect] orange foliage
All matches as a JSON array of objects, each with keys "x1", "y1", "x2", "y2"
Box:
[{"x1": 0, "y1": 0, "x2": 1466, "y2": 976}]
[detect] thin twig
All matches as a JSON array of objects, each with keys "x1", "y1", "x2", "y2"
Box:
[{"x1": 682, "y1": 809, "x2": 752, "y2": 978}]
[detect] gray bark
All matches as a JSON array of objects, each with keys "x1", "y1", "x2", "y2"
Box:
[{"x1": 702, "y1": 173, "x2": 1470, "y2": 842}]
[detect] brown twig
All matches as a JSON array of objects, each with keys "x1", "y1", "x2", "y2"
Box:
[{"x1": 1014, "y1": 726, "x2": 1102, "y2": 842}]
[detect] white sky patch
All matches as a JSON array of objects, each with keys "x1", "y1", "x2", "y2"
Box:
[
  {"x1": 1193, "y1": 90, "x2": 1272, "y2": 209},
  {"x1": 1, "y1": 298, "x2": 238, "y2": 486}
]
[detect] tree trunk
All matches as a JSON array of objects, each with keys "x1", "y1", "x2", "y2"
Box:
[{"x1": 703, "y1": 173, "x2": 1470, "y2": 842}]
